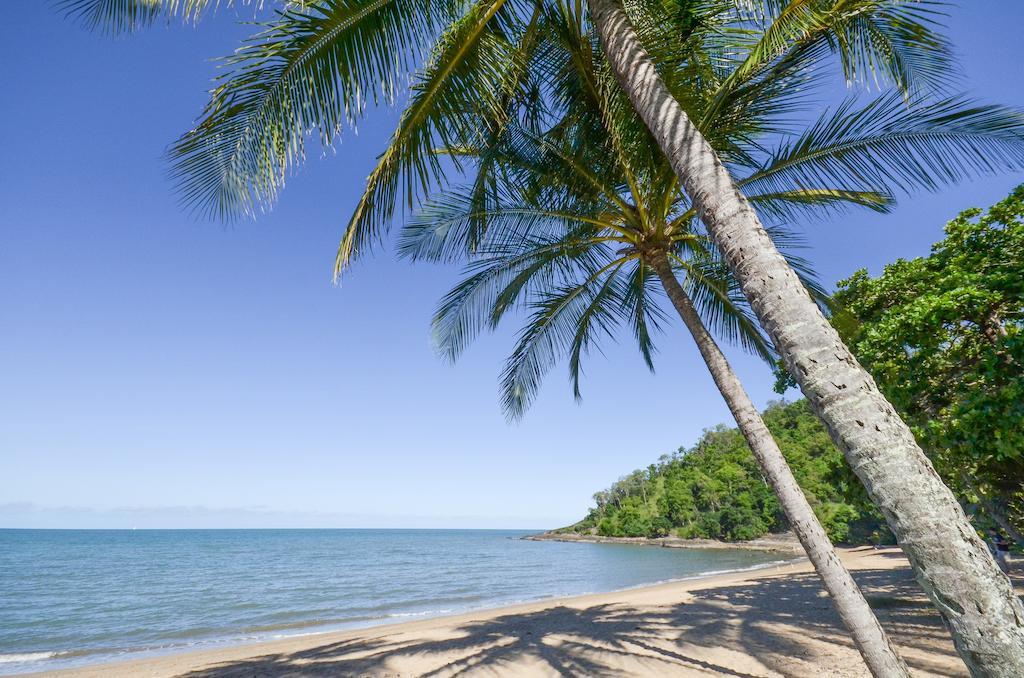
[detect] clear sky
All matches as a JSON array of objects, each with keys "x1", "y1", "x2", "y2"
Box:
[{"x1": 1, "y1": 3, "x2": 1022, "y2": 529}]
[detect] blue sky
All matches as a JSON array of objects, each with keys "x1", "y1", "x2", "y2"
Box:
[{"x1": 1, "y1": 3, "x2": 1023, "y2": 529}]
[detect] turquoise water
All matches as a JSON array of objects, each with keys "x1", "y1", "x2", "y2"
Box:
[{"x1": 0, "y1": 529, "x2": 789, "y2": 674}]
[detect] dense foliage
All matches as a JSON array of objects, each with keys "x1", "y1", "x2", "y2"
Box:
[
  {"x1": 831, "y1": 186, "x2": 1024, "y2": 540},
  {"x1": 571, "y1": 400, "x2": 884, "y2": 543}
]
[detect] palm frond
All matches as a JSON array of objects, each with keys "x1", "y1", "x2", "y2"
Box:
[
  {"x1": 455, "y1": 3, "x2": 546, "y2": 256},
  {"x1": 727, "y1": 0, "x2": 952, "y2": 95},
  {"x1": 740, "y1": 94, "x2": 1024, "y2": 198},
  {"x1": 170, "y1": 0, "x2": 457, "y2": 221},
  {"x1": 622, "y1": 260, "x2": 668, "y2": 374},
  {"x1": 430, "y1": 231, "x2": 615, "y2": 362},
  {"x1": 671, "y1": 252, "x2": 776, "y2": 362},
  {"x1": 500, "y1": 257, "x2": 631, "y2": 418},
  {"x1": 827, "y1": 0, "x2": 954, "y2": 94},
  {"x1": 401, "y1": 186, "x2": 622, "y2": 263},
  {"x1": 334, "y1": 0, "x2": 532, "y2": 276},
  {"x1": 60, "y1": 0, "x2": 235, "y2": 33},
  {"x1": 566, "y1": 266, "x2": 632, "y2": 401},
  {"x1": 747, "y1": 187, "x2": 893, "y2": 223}
]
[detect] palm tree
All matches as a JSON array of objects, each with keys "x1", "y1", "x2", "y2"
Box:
[
  {"x1": 582, "y1": 2, "x2": 1024, "y2": 672},
  {"x1": 401, "y1": 113, "x2": 914, "y2": 675},
  {"x1": 64, "y1": 0, "x2": 1024, "y2": 671},
  {"x1": 397, "y1": 6, "x2": 1024, "y2": 672}
]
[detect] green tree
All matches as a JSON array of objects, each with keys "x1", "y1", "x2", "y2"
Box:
[
  {"x1": 580, "y1": 400, "x2": 878, "y2": 543},
  {"x1": 833, "y1": 186, "x2": 1024, "y2": 543}
]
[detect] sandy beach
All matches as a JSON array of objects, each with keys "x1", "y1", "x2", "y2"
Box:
[{"x1": 30, "y1": 545, "x2": 1010, "y2": 678}]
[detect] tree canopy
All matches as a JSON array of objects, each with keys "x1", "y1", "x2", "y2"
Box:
[
  {"x1": 570, "y1": 399, "x2": 885, "y2": 543},
  {"x1": 831, "y1": 185, "x2": 1024, "y2": 539}
]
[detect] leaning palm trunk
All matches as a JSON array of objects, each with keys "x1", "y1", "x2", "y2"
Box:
[
  {"x1": 650, "y1": 253, "x2": 909, "y2": 678},
  {"x1": 588, "y1": 0, "x2": 1024, "y2": 674}
]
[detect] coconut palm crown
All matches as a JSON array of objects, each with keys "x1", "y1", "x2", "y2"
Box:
[
  {"x1": 63, "y1": 0, "x2": 1024, "y2": 279},
  {"x1": 398, "y1": 0, "x2": 1024, "y2": 417}
]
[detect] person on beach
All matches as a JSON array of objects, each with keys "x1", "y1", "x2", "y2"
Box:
[{"x1": 988, "y1": 528, "x2": 1012, "y2": 573}]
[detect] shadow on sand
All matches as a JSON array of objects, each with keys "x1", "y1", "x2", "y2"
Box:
[{"x1": 183, "y1": 556, "x2": 1020, "y2": 677}]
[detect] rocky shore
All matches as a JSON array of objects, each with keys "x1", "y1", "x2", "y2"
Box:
[{"x1": 523, "y1": 530, "x2": 805, "y2": 555}]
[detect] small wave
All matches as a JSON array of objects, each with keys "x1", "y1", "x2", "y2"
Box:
[
  {"x1": 269, "y1": 630, "x2": 333, "y2": 641},
  {"x1": 386, "y1": 608, "x2": 455, "y2": 619},
  {"x1": 670, "y1": 558, "x2": 799, "y2": 582},
  {"x1": 260, "y1": 608, "x2": 461, "y2": 639},
  {"x1": 608, "y1": 557, "x2": 800, "y2": 591},
  {"x1": 0, "y1": 652, "x2": 60, "y2": 664}
]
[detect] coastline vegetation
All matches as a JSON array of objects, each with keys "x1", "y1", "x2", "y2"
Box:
[
  {"x1": 574, "y1": 188, "x2": 1024, "y2": 547},
  {"x1": 568, "y1": 400, "x2": 885, "y2": 543}
]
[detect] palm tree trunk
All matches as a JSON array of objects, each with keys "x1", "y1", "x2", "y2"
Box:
[
  {"x1": 650, "y1": 253, "x2": 909, "y2": 678},
  {"x1": 587, "y1": 0, "x2": 1024, "y2": 674}
]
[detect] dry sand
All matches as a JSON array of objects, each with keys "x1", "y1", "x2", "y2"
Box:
[{"x1": 33, "y1": 546, "x2": 1007, "y2": 678}]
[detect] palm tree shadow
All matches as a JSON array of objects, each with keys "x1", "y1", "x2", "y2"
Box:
[
  {"x1": 181, "y1": 564, "x2": 1000, "y2": 677},
  {"x1": 181, "y1": 604, "x2": 765, "y2": 677}
]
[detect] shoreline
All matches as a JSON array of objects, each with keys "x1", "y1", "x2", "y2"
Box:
[
  {"x1": 522, "y1": 530, "x2": 805, "y2": 554},
  {"x1": 24, "y1": 546, "x2": 975, "y2": 678},
  {"x1": 12, "y1": 552, "x2": 800, "y2": 677}
]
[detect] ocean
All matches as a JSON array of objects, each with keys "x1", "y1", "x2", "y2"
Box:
[{"x1": 0, "y1": 529, "x2": 790, "y2": 674}]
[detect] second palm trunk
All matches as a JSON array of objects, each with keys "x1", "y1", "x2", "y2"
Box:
[{"x1": 650, "y1": 253, "x2": 909, "y2": 677}]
